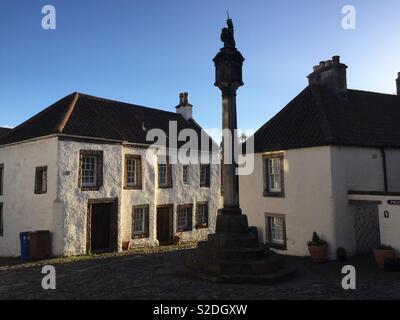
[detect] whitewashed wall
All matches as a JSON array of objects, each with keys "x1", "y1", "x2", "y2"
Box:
[
  {"x1": 0, "y1": 137, "x2": 60, "y2": 257},
  {"x1": 57, "y1": 140, "x2": 123, "y2": 256},
  {"x1": 240, "y1": 145, "x2": 400, "y2": 259},
  {"x1": 329, "y1": 146, "x2": 385, "y2": 256},
  {"x1": 58, "y1": 140, "x2": 221, "y2": 256},
  {"x1": 240, "y1": 147, "x2": 335, "y2": 257}
]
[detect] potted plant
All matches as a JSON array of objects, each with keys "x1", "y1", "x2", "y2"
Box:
[
  {"x1": 307, "y1": 232, "x2": 328, "y2": 263},
  {"x1": 373, "y1": 244, "x2": 395, "y2": 269}
]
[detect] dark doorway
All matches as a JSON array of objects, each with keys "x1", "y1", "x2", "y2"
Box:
[
  {"x1": 157, "y1": 205, "x2": 173, "y2": 245},
  {"x1": 87, "y1": 199, "x2": 118, "y2": 254}
]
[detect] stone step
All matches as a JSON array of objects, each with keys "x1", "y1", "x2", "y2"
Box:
[
  {"x1": 186, "y1": 252, "x2": 284, "y2": 276},
  {"x1": 177, "y1": 267, "x2": 296, "y2": 285},
  {"x1": 196, "y1": 246, "x2": 268, "y2": 261},
  {"x1": 206, "y1": 233, "x2": 260, "y2": 249}
]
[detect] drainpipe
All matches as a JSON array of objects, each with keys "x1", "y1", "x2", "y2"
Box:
[{"x1": 380, "y1": 148, "x2": 388, "y2": 192}]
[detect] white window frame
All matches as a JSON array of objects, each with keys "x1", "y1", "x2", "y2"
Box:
[
  {"x1": 268, "y1": 158, "x2": 281, "y2": 193},
  {"x1": 126, "y1": 158, "x2": 138, "y2": 187},
  {"x1": 269, "y1": 216, "x2": 285, "y2": 245},
  {"x1": 132, "y1": 207, "x2": 146, "y2": 236},
  {"x1": 200, "y1": 164, "x2": 210, "y2": 186},
  {"x1": 196, "y1": 203, "x2": 208, "y2": 227},
  {"x1": 158, "y1": 163, "x2": 167, "y2": 187},
  {"x1": 182, "y1": 165, "x2": 189, "y2": 185},
  {"x1": 177, "y1": 207, "x2": 189, "y2": 229},
  {"x1": 82, "y1": 155, "x2": 97, "y2": 187}
]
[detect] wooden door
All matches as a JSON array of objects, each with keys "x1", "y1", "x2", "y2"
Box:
[
  {"x1": 157, "y1": 206, "x2": 172, "y2": 245},
  {"x1": 354, "y1": 204, "x2": 381, "y2": 254},
  {"x1": 91, "y1": 203, "x2": 112, "y2": 252}
]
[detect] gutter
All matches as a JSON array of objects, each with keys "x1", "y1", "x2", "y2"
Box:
[{"x1": 380, "y1": 148, "x2": 388, "y2": 192}]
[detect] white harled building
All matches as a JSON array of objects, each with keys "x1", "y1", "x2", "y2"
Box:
[{"x1": 0, "y1": 92, "x2": 221, "y2": 257}]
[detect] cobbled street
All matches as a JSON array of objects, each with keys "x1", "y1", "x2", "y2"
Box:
[{"x1": 0, "y1": 243, "x2": 399, "y2": 300}]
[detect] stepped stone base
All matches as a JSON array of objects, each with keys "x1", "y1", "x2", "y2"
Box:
[{"x1": 184, "y1": 213, "x2": 295, "y2": 284}]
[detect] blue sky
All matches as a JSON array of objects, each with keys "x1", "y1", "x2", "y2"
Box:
[{"x1": 1, "y1": 0, "x2": 400, "y2": 133}]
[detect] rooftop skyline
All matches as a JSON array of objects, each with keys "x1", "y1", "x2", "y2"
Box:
[{"x1": 1, "y1": 0, "x2": 400, "y2": 134}]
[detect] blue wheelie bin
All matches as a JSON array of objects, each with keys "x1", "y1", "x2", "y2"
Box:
[{"x1": 20, "y1": 231, "x2": 32, "y2": 262}]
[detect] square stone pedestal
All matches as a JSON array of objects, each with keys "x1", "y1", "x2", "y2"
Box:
[{"x1": 184, "y1": 213, "x2": 295, "y2": 284}]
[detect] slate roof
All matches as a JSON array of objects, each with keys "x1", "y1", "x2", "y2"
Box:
[
  {"x1": 0, "y1": 93, "x2": 217, "y2": 151},
  {"x1": 249, "y1": 85, "x2": 400, "y2": 153},
  {"x1": 0, "y1": 127, "x2": 11, "y2": 138}
]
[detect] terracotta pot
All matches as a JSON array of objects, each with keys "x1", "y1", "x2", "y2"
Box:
[
  {"x1": 308, "y1": 244, "x2": 328, "y2": 263},
  {"x1": 174, "y1": 236, "x2": 181, "y2": 245},
  {"x1": 373, "y1": 248, "x2": 395, "y2": 269},
  {"x1": 122, "y1": 241, "x2": 131, "y2": 251}
]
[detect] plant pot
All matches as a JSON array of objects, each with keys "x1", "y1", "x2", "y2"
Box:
[
  {"x1": 173, "y1": 236, "x2": 181, "y2": 245},
  {"x1": 122, "y1": 241, "x2": 131, "y2": 251},
  {"x1": 308, "y1": 244, "x2": 328, "y2": 263},
  {"x1": 373, "y1": 248, "x2": 395, "y2": 269}
]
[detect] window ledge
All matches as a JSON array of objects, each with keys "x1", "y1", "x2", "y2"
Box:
[
  {"x1": 263, "y1": 191, "x2": 285, "y2": 198},
  {"x1": 132, "y1": 235, "x2": 149, "y2": 240},
  {"x1": 81, "y1": 186, "x2": 101, "y2": 191},
  {"x1": 269, "y1": 243, "x2": 287, "y2": 251},
  {"x1": 124, "y1": 186, "x2": 142, "y2": 190},
  {"x1": 34, "y1": 191, "x2": 47, "y2": 195},
  {"x1": 195, "y1": 224, "x2": 209, "y2": 229}
]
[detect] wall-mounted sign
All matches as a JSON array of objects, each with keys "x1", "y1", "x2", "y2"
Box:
[{"x1": 387, "y1": 200, "x2": 400, "y2": 205}]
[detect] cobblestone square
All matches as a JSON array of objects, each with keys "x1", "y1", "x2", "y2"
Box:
[{"x1": 0, "y1": 244, "x2": 399, "y2": 300}]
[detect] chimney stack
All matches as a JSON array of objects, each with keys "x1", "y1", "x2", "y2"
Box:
[
  {"x1": 396, "y1": 72, "x2": 400, "y2": 96},
  {"x1": 176, "y1": 92, "x2": 193, "y2": 120},
  {"x1": 307, "y1": 55, "x2": 348, "y2": 100}
]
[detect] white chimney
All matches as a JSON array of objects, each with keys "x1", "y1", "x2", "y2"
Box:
[{"x1": 176, "y1": 92, "x2": 193, "y2": 120}]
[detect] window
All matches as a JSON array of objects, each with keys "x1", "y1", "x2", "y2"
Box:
[
  {"x1": 158, "y1": 157, "x2": 172, "y2": 188},
  {"x1": 182, "y1": 165, "x2": 189, "y2": 185},
  {"x1": 79, "y1": 150, "x2": 103, "y2": 191},
  {"x1": 176, "y1": 204, "x2": 192, "y2": 232},
  {"x1": 200, "y1": 164, "x2": 210, "y2": 187},
  {"x1": 265, "y1": 214, "x2": 287, "y2": 250},
  {"x1": 125, "y1": 155, "x2": 142, "y2": 189},
  {"x1": 0, "y1": 164, "x2": 3, "y2": 196},
  {"x1": 132, "y1": 205, "x2": 149, "y2": 238},
  {"x1": 34, "y1": 166, "x2": 47, "y2": 194},
  {"x1": 263, "y1": 153, "x2": 284, "y2": 197},
  {"x1": 0, "y1": 203, "x2": 3, "y2": 237},
  {"x1": 196, "y1": 202, "x2": 208, "y2": 228}
]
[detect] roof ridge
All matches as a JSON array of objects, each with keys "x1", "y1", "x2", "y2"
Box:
[
  {"x1": 77, "y1": 92, "x2": 182, "y2": 117},
  {"x1": 57, "y1": 92, "x2": 79, "y2": 133},
  {"x1": 309, "y1": 85, "x2": 334, "y2": 143}
]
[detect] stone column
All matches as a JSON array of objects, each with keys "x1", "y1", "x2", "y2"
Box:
[
  {"x1": 184, "y1": 19, "x2": 289, "y2": 284},
  {"x1": 212, "y1": 18, "x2": 245, "y2": 219}
]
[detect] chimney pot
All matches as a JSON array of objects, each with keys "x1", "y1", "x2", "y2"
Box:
[
  {"x1": 307, "y1": 55, "x2": 348, "y2": 100},
  {"x1": 176, "y1": 92, "x2": 193, "y2": 120},
  {"x1": 332, "y1": 55, "x2": 340, "y2": 64}
]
